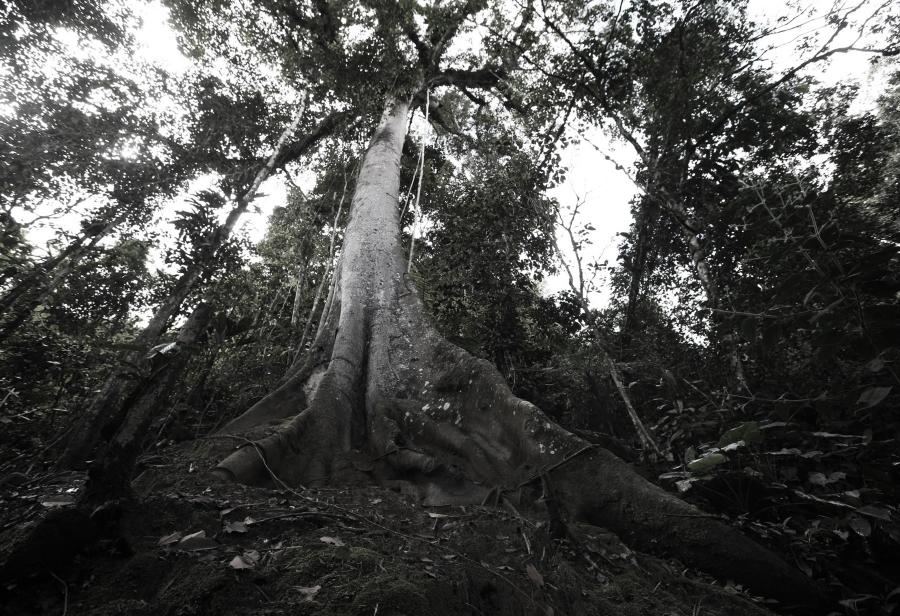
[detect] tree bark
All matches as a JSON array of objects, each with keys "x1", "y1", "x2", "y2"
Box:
[
  {"x1": 623, "y1": 198, "x2": 652, "y2": 335},
  {"x1": 82, "y1": 302, "x2": 215, "y2": 502},
  {"x1": 212, "y1": 96, "x2": 825, "y2": 611},
  {"x1": 289, "y1": 260, "x2": 309, "y2": 327}
]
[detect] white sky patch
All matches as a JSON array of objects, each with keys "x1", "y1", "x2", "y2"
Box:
[
  {"x1": 545, "y1": 0, "x2": 891, "y2": 309},
  {"x1": 11, "y1": 0, "x2": 894, "y2": 320},
  {"x1": 134, "y1": 0, "x2": 190, "y2": 75},
  {"x1": 242, "y1": 177, "x2": 288, "y2": 245},
  {"x1": 546, "y1": 128, "x2": 637, "y2": 306}
]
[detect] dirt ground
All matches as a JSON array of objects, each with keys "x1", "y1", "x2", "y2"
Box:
[{"x1": 0, "y1": 440, "x2": 788, "y2": 616}]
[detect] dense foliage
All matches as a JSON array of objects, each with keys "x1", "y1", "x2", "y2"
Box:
[{"x1": 2, "y1": 0, "x2": 899, "y2": 612}]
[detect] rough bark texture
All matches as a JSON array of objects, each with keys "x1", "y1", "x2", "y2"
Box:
[
  {"x1": 213, "y1": 97, "x2": 826, "y2": 612},
  {"x1": 81, "y1": 302, "x2": 215, "y2": 502}
]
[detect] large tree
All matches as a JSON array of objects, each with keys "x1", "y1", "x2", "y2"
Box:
[{"x1": 172, "y1": 0, "x2": 827, "y2": 608}]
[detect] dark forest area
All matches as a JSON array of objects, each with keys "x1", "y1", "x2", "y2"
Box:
[{"x1": 1, "y1": 1, "x2": 899, "y2": 615}]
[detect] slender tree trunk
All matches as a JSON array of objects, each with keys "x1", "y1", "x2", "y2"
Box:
[
  {"x1": 187, "y1": 338, "x2": 221, "y2": 410},
  {"x1": 59, "y1": 106, "x2": 307, "y2": 468},
  {"x1": 659, "y1": 197, "x2": 749, "y2": 392},
  {"x1": 550, "y1": 203, "x2": 662, "y2": 455},
  {"x1": 290, "y1": 175, "x2": 347, "y2": 367},
  {"x1": 623, "y1": 198, "x2": 652, "y2": 335},
  {"x1": 82, "y1": 302, "x2": 215, "y2": 501},
  {"x1": 211, "y1": 95, "x2": 823, "y2": 610},
  {"x1": 289, "y1": 260, "x2": 309, "y2": 327},
  {"x1": 0, "y1": 211, "x2": 127, "y2": 341}
]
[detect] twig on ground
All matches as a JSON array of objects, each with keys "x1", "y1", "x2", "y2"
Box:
[{"x1": 49, "y1": 571, "x2": 68, "y2": 616}]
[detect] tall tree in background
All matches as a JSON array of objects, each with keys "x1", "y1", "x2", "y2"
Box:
[
  {"x1": 532, "y1": 0, "x2": 897, "y2": 390},
  {"x1": 5, "y1": 1, "x2": 899, "y2": 611},
  {"x1": 160, "y1": 0, "x2": 826, "y2": 605}
]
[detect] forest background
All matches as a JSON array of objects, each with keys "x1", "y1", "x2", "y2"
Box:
[{"x1": 1, "y1": 0, "x2": 900, "y2": 614}]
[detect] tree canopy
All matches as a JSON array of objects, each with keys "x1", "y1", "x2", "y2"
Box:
[{"x1": 1, "y1": 1, "x2": 900, "y2": 615}]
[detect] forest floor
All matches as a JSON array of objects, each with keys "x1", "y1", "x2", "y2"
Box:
[{"x1": 0, "y1": 439, "x2": 784, "y2": 616}]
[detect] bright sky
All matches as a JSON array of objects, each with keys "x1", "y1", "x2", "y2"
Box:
[
  {"x1": 15, "y1": 0, "x2": 893, "y2": 310},
  {"x1": 541, "y1": 0, "x2": 892, "y2": 305}
]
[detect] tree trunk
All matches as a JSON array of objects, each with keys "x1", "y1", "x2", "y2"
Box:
[
  {"x1": 212, "y1": 96, "x2": 825, "y2": 611},
  {"x1": 659, "y1": 197, "x2": 749, "y2": 392},
  {"x1": 82, "y1": 302, "x2": 215, "y2": 502},
  {"x1": 623, "y1": 198, "x2": 652, "y2": 335},
  {"x1": 0, "y1": 211, "x2": 127, "y2": 341},
  {"x1": 59, "y1": 107, "x2": 307, "y2": 468}
]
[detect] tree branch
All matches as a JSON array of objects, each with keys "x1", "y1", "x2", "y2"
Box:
[
  {"x1": 275, "y1": 111, "x2": 352, "y2": 168},
  {"x1": 428, "y1": 66, "x2": 508, "y2": 89}
]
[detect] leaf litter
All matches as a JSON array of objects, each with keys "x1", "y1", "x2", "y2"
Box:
[{"x1": 1, "y1": 441, "x2": 783, "y2": 616}]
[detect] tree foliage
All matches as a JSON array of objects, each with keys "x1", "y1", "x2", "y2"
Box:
[{"x1": 2, "y1": 0, "x2": 900, "y2": 612}]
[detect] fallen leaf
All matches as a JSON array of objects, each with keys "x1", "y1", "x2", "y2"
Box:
[
  {"x1": 427, "y1": 512, "x2": 449, "y2": 519},
  {"x1": 158, "y1": 531, "x2": 182, "y2": 547},
  {"x1": 526, "y1": 563, "x2": 544, "y2": 588},
  {"x1": 224, "y1": 521, "x2": 247, "y2": 534},
  {"x1": 808, "y1": 472, "x2": 829, "y2": 486},
  {"x1": 179, "y1": 530, "x2": 217, "y2": 551},
  {"x1": 319, "y1": 536, "x2": 345, "y2": 547},
  {"x1": 229, "y1": 553, "x2": 258, "y2": 570},
  {"x1": 856, "y1": 386, "x2": 892, "y2": 410},
  {"x1": 40, "y1": 496, "x2": 74, "y2": 508},
  {"x1": 675, "y1": 479, "x2": 695, "y2": 493},
  {"x1": 294, "y1": 585, "x2": 321, "y2": 601}
]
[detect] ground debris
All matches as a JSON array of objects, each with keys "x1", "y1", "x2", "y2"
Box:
[{"x1": 0, "y1": 443, "x2": 775, "y2": 616}]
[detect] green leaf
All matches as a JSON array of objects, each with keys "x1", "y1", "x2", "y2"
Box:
[
  {"x1": 687, "y1": 453, "x2": 727, "y2": 473},
  {"x1": 858, "y1": 505, "x2": 892, "y2": 521},
  {"x1": 717, "y1": 422, "x2": 762, "y2": 448},
  {"x1": 683, "y1": 446, "x2": 696, "y2": 464},
  {"x1": 866, "y1": 358, "x2": 885, "y2": 373},
  {"x1": 856, "y1": 386, "x2": 892, "y2": 409}
]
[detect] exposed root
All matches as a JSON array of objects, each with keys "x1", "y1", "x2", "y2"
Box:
[
  {"x1": 213, "y1": 294, "x2": 827, "y2": 610},
  {"x1": 211, "y1": 95, "x2": 828, "y2": 612}
]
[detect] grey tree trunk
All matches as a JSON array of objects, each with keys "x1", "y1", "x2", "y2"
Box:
[{"x1": 212, "y1": 96, "x2": 824, "y2": 611}]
